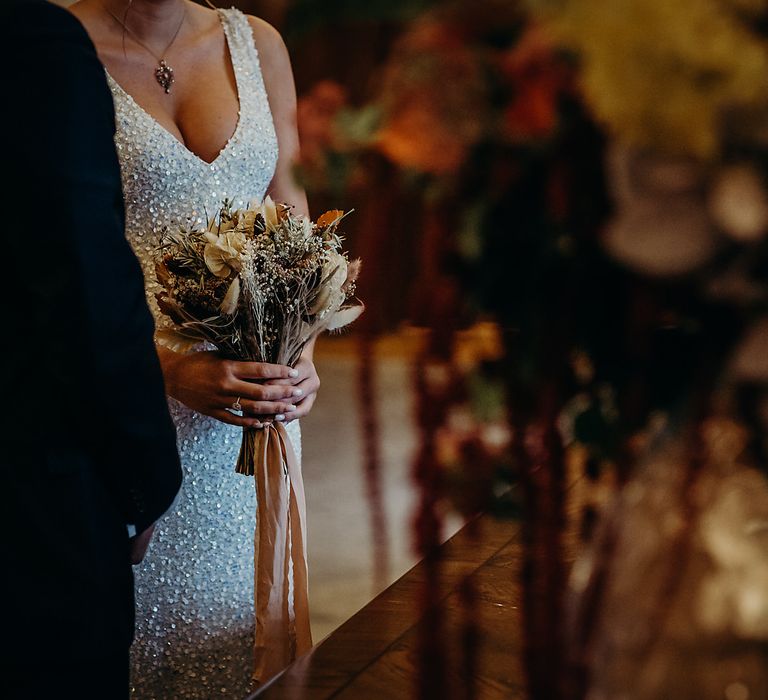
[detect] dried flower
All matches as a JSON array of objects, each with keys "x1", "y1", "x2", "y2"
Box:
[
  {"x1": 251, "y1": 196, "x2": 281, "y2": 231},
  {"x1": 203, "y1": 230, "x2": 246, "y2": 278}
]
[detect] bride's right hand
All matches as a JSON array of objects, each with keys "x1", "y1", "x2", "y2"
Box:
[{"x1": 158, "y1": 349, "x2": 302, "y2": 427}]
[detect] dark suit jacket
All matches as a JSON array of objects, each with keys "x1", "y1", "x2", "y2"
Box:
[{"x1": 0, "y1": 0, "x2": 182, "y2": 658}]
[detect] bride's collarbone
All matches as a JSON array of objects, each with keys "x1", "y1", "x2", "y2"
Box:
[{"x1": 75, "y1": 4, "x2": 242, "y2": 161}]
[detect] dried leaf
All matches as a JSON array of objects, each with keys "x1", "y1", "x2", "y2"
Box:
[
  {"x1": 326, "y1": 303, "x2": 365, "y2": 331},
  {"x1": 317, "y1": 209, "x2": 345, "y2": 228},
  {"x1": 155, "y1": 292, "x2": 186, "y2": 326},
  {"x1": 155, "y1": 328, "x2": 202, "y2": 354},
  {"x1": 343, "y1": 258, "x2": 362, "y2": 291},
  {"x1": 220, "y1": 277, "x2": 241, "y2": 315},
  {"x1": 260, "y1": 196, "x2": 280, "y2": 230},
  {"x1": 155, "y1": 260, "x2": 172, "y2": 288}
]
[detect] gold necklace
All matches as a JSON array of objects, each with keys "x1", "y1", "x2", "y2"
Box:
[{"x1": 103, "y1": 2, "x2": 187, "y2": 94}]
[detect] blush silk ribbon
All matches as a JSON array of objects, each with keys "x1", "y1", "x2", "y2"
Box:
[{"x1": 250, "y1": 422, "x2": 312, "y2": 683}]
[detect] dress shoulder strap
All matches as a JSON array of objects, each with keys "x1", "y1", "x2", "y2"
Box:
[
  {"x1": 217, "y1": 8, "x2": 265, "y2": 90},
  {"x1": 215, "y1": 8, "x2": 277, "y2": 156}
]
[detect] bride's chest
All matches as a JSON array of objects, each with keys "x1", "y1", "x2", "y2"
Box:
[{"x1": 112, "y1": 93, "x2": 279, "y2": 233}]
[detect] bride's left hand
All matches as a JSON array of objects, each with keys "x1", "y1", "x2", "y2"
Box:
[{"x1": 262, "y1": 354, "x2": 320, "y2": 423}]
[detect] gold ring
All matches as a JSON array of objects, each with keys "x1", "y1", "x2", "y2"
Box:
[{"x1": 232, "y1": 397, "x2": 243, "y2": 412}]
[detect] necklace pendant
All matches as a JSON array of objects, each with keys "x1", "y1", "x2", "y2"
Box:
[{"x1": 155, "y1": 59, "x2": 175, "y2": 94}]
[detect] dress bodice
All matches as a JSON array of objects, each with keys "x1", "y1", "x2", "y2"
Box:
[{"x1": 106, "y1": 7, "x2": 279, "y2": 321}]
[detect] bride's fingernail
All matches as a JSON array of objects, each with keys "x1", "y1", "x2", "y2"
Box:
[
  {"x1": 292, "y1": 389, "x2": 304, "y2": 397},
  {"x1": 289, "y1": 369, "x2": 299, "y2": 378},
  {"x1": 275, "y1": 414, "x2": 286, "y2": 422}
]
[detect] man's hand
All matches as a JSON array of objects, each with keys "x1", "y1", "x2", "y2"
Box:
[{"x1": 129, "y1": 524, "x2": 156, "y2": 565}]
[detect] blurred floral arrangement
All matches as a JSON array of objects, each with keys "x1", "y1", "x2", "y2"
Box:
[
  {"x1": 297, "y1": 0, "x2": 768, "y2": 696},
  {"x1": 518, "y1": 0, "x2": 768, "y2": 469},
  {"x1": 297, "y1": 0, "x2": 768, "y2": 497},
  {"x1": 297, "y1": 0, "x2": 590, "y2": 517},
  {"x1": 530, "y1": 0, "x2": 768, "y2": 159},
  {"x1": 526, "y1": 1, "x2": 768, "y2": 696},
  {"x1": 297, "y1": 0, "x2": 573, "y2": 180},
  {"x1": 297, "y1": 3, "x2": 594, "y2": 697}
]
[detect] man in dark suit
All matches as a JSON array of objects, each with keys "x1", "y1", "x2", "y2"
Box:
[{"x1": 0, "y1": 1, "x2": 183, "y2": 697}]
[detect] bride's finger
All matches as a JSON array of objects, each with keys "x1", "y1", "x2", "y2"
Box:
[
  {"x1": 290, "y1": 390, "x2": 314, "y2": 407},
  {"x1": 264, "y1": 362, "x2": 312, "y2": 387},
  {"x1": 281, "y1": 384, "x2": 315, "y2": 407},
  {"x1": 233, "y1": 361, "x2": 298, "y2": 381},
  {"x1": 210, "y1": 408, "x2": 265, "y2": 429},
  {"x1": 229, "y1": 378, "x2": 301, "y2": 402},
  {"x1": 263, "y1": 377, "x2": 297, "y2": 387},
  {"x1": 264, "y1": 367, "x2": 308, "y2": 386},
  {"x1": 283, "y1": 393, "x2": 317, "y2": 422},
  {"x1": 240, "y1": 399, "x2": 298, "y2": 417},
  {"x1": 291, "y1": 374, "x2": 320, "y2": 394}
]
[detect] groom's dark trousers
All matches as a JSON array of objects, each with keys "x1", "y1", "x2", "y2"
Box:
[{"x1": 0, "y1": 2, "x2": 183, "y2": 698}]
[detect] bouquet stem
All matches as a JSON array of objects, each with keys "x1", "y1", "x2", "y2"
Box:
[{"x1": 236, "y1": 426, "x2": 259, "y2": 477}]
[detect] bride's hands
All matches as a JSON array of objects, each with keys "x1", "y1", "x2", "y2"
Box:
[
  {"x1": 266, "y1": 354, "x2": 320, "y2": 423},
  {"x1": 158, "y1": 349, "x2": 303, "y2": 428}
]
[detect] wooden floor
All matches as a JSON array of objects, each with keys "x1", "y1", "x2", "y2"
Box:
[
  {"x1": 249, "y1": 513, "x2": 523, "y2": 699},
  {"x1": 302, "y1": 334, "x2": 464, "y2": 640}
]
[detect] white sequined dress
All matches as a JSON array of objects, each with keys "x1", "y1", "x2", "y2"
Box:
[{"x1": 105, "y1": 8, "x2": 302, "y2": 698}]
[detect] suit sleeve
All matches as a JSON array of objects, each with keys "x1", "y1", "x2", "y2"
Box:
[{"x1": 4, "y1": 2, "x2": 182, "y2": 533}]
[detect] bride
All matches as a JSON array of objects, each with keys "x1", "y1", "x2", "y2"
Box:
[{"x1": 68, "y1": 0, "x2": 319, "y2": 696}]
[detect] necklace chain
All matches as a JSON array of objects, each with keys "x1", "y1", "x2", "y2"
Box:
[{"x1": 103, "y1": 2, "x2": 187, "y2": 94}]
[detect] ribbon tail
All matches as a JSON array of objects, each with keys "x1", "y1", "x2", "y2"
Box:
[
  {"x1": 251, "y1": 424, "x2": 312, "y2": 684},
  {"x1": 282, "y1": 426, "x2": 312, "y2": 656}
]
